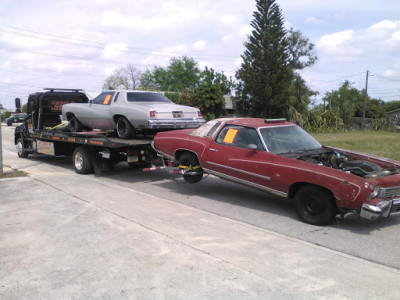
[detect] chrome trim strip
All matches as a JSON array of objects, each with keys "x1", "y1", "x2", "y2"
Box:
[
  {"x1": 207, "y1": 161, "x2": 271, "y2": 181},
  {"x1": 203, "y1": 168, "x2": 287, "y2": 198}
]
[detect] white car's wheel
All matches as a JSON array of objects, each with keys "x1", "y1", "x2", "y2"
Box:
[
  {"x1": 116, "y1": 117, "x2": 135, "y2": 139},
  {"x1": 69, "y1": 116, "x2": 84, "y2": 132}
]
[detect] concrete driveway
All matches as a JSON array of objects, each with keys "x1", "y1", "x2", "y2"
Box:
[{"x1": 1, "y1": 124, "x2": 400, "y2": 299}]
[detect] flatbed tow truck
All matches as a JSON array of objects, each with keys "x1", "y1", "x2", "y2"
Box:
[{"x1": 14, "y1": 88, "x2": 158, "y2": 174}]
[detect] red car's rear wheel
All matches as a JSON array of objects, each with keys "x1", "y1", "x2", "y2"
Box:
[{"x1": 179, "y1": 153, "x2": 203, "y2": 184}]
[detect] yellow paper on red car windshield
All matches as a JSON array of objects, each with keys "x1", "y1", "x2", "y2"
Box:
[{"x1": 223, "y1": 129, "x2": 238, "y2": 144}]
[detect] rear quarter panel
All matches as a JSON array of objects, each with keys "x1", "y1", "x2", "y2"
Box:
[{"x1": 153, "y1": 130, "x2": 211, "y2": 162}]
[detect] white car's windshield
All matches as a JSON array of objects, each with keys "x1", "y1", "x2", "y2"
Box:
[
  {"x1": 260, "y1": 125, "x2": 321, "y2": 154},
  {"x1": 127, "y1": 93, "x2": 172, "y2": 103}
]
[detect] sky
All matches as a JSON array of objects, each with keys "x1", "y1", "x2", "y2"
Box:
[{"x1": 0, "y1": 0, "x2": 400, "y2": 110}]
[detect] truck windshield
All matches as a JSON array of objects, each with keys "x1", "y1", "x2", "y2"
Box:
[
  {"x1": 127, "y1": 93, "x2": 172, "y2": 103},
  {"x1": 260, "y1": 125, "x2": 321, "y2": 154}
]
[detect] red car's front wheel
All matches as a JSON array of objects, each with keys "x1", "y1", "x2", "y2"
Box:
[{"x1": 294, "y1": 185, "x2": 337, "y2": 225}]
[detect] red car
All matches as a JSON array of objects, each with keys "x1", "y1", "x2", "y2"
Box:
[{"x1": 152, "y1": 118, "x2": 400, "y2": 225}]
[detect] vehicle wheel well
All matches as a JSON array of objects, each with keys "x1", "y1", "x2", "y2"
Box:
[
  {"x1": 289, "y1": 182, "x2": 335, "y2": 202},
  {"x1": 174, "y1": 149, "x2": 199, "y2": 162},
  {"x1": 65, "y1": 112, "x2": 76, "y2": 121},
  {"x1": 113, "y1": 114, "x2": 125, "y2": 123},
  {"x1": 14, "y1": 132, "x2": 21, "y2": 144}
]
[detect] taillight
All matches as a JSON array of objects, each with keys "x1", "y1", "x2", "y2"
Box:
[
  {"x1": 149, "y1": 110, "x2": 156, "y2": 118},
  {"x1": 197, "y1": 110, "x2": 202, "y2": 117}
]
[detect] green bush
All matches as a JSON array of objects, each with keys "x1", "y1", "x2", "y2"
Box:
[
  {"x1": 1, "y1": 111, "x2": 11, "y2": 121},
  {"x1": 304, "y1": 110, "x2": 344, "y2": 133}
]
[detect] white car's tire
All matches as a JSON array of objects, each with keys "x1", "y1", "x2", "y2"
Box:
[{"x1": 116, "y1": 117, "x2": 135, "y2": 139}]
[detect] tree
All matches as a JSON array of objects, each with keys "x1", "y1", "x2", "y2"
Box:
[
  {"x1": 383, "y1": 100, "x2": 400, "y2": 112},
  {"x1": 323, "y1": 81, "x2": 387, "y2": 126},
  {"x1": 236, "y1": 0, "x2": 293, "y2": 118},
  {"x1": 287, "y1": 73, "x2": 317, "y2": 125},
  {"x1": 165, "y1": 67, "x2": 234, "y2": 120},
  {"x1": 192, "y1": 67, "x2": 233, "y2": 119},
  {"x1": 286, "y1": 28, "x2": 317, "y2": 70},
  {"x1": 102, "y1": 64, "x2": 142, "y2": 90},
  {"x1": 323, "y1": 81, "x2": 361, "y2": 125},
  {"x1": 140, "y1": 56, "x2": 200, "y2": 92}
]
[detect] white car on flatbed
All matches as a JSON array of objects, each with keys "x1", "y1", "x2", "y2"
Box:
[{"x1": 62, "y1": 90, "x2": 205, "y2": 139}]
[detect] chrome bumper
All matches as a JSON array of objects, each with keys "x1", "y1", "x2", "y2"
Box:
[
  {"x1": 360, "y1": 198, "x2": 400, "y2": 221},
  {"x1": 148, "y1": 119, "x2": 205, "y2": 129}
]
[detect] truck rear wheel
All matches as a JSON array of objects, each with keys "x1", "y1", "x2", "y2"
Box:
[
  {"x1": 16, "y1": 138, "x2": 29, "y2": 158},
  {"x1": 72, "y1": 146, "x2": 93, "y2": 174}
]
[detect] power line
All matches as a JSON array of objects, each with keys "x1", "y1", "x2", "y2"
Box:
[
  {"x1": 371, "y1": 73, "x2": 400, "y2": 82},
  {"x1": 0, "y1": 25, "x2": 240, "y2": 61},
  {"x1": 308, "y1": 72, "x2": 364, "y2": 87},
  {"x1": 0, "y1": 81, "x2": 42, "y2": 88}
]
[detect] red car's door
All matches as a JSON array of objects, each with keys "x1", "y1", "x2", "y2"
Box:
[{"x1": 203, "y1": 125, "x2": 276, "y2": 191}]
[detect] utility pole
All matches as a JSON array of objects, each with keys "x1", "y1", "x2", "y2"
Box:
[
  {"x1": 362, "y1": 70, "x2": 369, "y2": 129},
  {"x1": 0, "y1": 112, "x2": 3, "y2": 175}
]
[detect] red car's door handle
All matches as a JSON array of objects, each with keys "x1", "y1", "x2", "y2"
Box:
[{"x1": 209, "y1": 148, "x2": 218, "y2": 152}]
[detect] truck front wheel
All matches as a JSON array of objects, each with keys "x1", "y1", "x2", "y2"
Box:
[
  {"x1": 16, "y1": 138, "x2": 29, "y2": 158},
  {"x1": 72, "y1": 147, "x2": 93, "y2": 174}
]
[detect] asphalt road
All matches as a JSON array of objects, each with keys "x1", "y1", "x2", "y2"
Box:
[{"x1": 2, "y1": 124, "x2": 400, "y2": 270}]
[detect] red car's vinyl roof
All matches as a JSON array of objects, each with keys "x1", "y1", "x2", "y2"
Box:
[{"x1": 220, "y1": 117, "x2": 294, "y2": 128}]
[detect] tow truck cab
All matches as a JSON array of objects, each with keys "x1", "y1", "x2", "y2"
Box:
[{"x1": 25, "y1": 88, "x2": 89, "y2": 133}]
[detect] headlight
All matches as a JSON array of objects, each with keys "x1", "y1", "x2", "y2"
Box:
[{"x1": 367, "y1": 184, "x2": 380, "y2": 200}]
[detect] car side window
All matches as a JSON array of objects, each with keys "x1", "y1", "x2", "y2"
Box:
[
  {"x1": 206, "y1": 122, "x2": 221, "y2": 138},
  {"x1": 92, "y1": 92, "x2": 115, "y2": 105},
  {"x1": 216, "y1": 125, "x2": 263, "y2": 150}
]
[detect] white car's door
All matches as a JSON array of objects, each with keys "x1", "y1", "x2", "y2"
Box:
[{"x1": 83, "y1": 92, "x2": 116, "y2": 129}]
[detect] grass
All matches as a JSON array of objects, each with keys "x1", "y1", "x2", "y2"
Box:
[
  {"x1": 0, "y1": 166, "x2": 27, "y2": 179},
  {"x1": 311, "y1": 130, "x2": 400, "y2": 162}
]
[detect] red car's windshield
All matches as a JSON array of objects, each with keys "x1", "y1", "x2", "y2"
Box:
[{"x1": 260, "y1": 125, "x2": 321, "y2": 154}]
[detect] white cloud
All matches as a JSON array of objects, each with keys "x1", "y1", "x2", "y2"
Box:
[
  {"x1": 239, "y1": 25, "x2": 253, "y2": 38},
  {"x1": 371, "y1": 20, "x2": 398, "y2": 30},
  {"x1": 102, "y1": 43, "x2": 128, "y2": 59},
  {"x1": 317, "y1": 30, "x2": 355, "y2": 58},
  {"x1": 193, "y1": 40, "x2": 206, "y2": 50},
  {"x1": 221, "y1": 14, "x2": 237, "y2": 25},
  {"x1": 305, "y1": 16, "x2": 323, "y2": 26}
]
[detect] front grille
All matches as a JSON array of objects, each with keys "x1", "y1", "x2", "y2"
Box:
[{"x1": 382, "y1": 186, "x2": 400, "y2": 198}]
